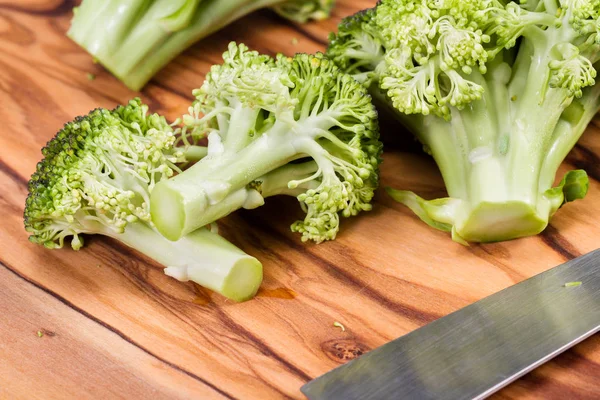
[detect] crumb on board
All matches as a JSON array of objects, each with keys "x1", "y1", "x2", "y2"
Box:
[
  {"x1": 87, "y1": 73, "x2": 96, "y2": 81},
  {"x1": 564, "y1": 281, "x2": 582, "y2": 287},
  {"x1": 37, "y1": 330, "x2": 43, "y2": 338},
  {"x1": 333, "y1": 321, "x2": 345, "y2": 332},
  {"x1": 291, "y1": 37, "x2": 299, "y2": 45}
]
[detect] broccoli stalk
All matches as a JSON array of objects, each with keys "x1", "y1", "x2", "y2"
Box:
[
  {"x1": 67, "y1": 0, "x2": 335, "y2": 91},
  {"x1": 328, "y1": 0, "x2": 599, "y2": 243},
  {"x1": 24, "y1": 99, "x2": 262, "y2": 302},
  {"x1": 150, "y1": 43, "x2": 382, "y2": 243}
]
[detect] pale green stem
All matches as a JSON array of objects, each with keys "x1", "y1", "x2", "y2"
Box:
[
  {"x1": 540, "y1": 84, "x2": 600, "y2": 189},
  {"x1": 150, "y1": 117, "x2": 327, "y2": 240},
  {"x1": 69, "y1": 0, "x2": 307, "y2": 90},
  {"x1": 181, "y1": 145, "x2": 208, "y2": 162},
  {"x1": 105, "y1": 222, "x2": 262, "y2": 302}
]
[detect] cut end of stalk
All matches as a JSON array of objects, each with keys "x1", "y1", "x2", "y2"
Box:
[
  {"x1": 220, "y1": 257, "x2": 263, "y2": 302},
  {"x1": 164, "y1": 256, "x2": 263, "y2": 302},
  {"x1": 151, "y1": 182, "x2": 186, "y2": 241},
  {"x1": 387, "y1": 189, "x2": 553, "y2": 244},
  {"x1": 455, "y1": 201, "x2": 547, "y2": 243}
]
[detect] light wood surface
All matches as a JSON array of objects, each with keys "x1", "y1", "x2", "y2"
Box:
[{"x1": 0, "y1": 1, "x2": 599, "y2": 399}]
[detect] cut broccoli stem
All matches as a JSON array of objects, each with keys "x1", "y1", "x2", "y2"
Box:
[
  {"x1": 540, "y1": 83, "x2": 600, "y2": 189},
  {"x1": 151, "y1": 108, "x2": 339, "y2": 241},
  {"x1": 149, "y1": 45, "x2": 382, "y2": 244},
  {"x1": 152, "y1": 161, "x2": 320, "y2": 241},
  {"x1": 23, "y1": 99, "x2": 265, "y2": 302},
  {"x1": 151, "y1": 129, "x2": 302, "y2": 240},
  {"x1": 382, "y1": 53, "x2": 593, "y2": 242},
  {"x1": 106, "y1": 223, "x2": 262, "y2": 302},
  {"x1": 67, "y1": 0, "x2": 333, "y2": 91},
  {"x1": 327, "y1": 0, "x2": 599, "y2": 243},
  {"x1": 181, "y1": 145, "x2": 208, "y2": 162},
  {"x1": 258, "y1": 161, "x2": 320, "y2": 197}
]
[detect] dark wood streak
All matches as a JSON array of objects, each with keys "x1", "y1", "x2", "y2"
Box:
[
  {"x1": 0, "y1": 57, "x2": 76, "y2": 133},
  {"x1": 112, "y1": 285, "x2": 301, "y2": 399},
  {"x1": 267, "y1": 11, "x2": 329, "y2": 47},
  {"x1": 306, "y1": 251, "x2": 442, "y2": 323},
  {"x1": 550, "y1": 348, "x2": 600, "y2": 374},
  {"x1": 0, "y1": 258, "x2": 238, "y2": 400},
  {"x1": 0, "y1": 192, "x2": 24, "y2": 216},
  {"x1": 84, "y1": 249, "x2": 302, "y2": 399},
  {"x1": 540, "y1": 225, "x2": 582, "y2": 261},
  {"x1": 0, "y1": 49, "x2": 127, "y2": 117},
  {"x1": 468, "y1": 245, "x2": 526, "y2": 283},
  {"x1": 0, "y1": 0, "x2": 75, "y2": 17},
  {"x1": 0, "y1": 12, "x2": 36, "y2": 46},
  {"x1": 214, "y1": 305, "x2": 313, "y2": 383},
  {"x1": 0, "y1": 158, "x2": 27, "y2": 187},
  {"x1": 567, "y1": 144, "x2": 600, "y2": 182},
  {"x1": 219, "y1": 217, "x2": 303, "y2": 270},
  {"x1": 146, "y1": 80, "x2": 192, "y2": 103},
  {"x1": 240, "y1": 211, "x2": 442, "y2": 325},
  {"x1": 100, "y1": 236, "x2": 313, "y2": 386},
  {"x1": 499, "y1": 372, "x2": 588, "y2": 400}
]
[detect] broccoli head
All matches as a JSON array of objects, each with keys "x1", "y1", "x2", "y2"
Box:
[
  {"x1": 328, "y1": 0, "x2": 599, "y2": 243},
  {"x1": 150, "y1": 42, "x2": 383, "y2": 243},
  {"x1": 24, "y1": 99, "x2": 262, "y2": 302}
]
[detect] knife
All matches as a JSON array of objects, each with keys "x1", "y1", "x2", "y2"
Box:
[{"x1": 302, "y1": 249, "x2": 600, "y2": 400}]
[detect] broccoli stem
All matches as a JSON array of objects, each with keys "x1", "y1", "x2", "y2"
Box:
[
  {"x1": 151, "y1": 146, "x2": 297, "y2": 240},
  {"x1": 542, "y1": 85, "x2": 600, "y2": 184},
  {"x1": 152, "y1": 159, "x2": 319, "y2": 241},
  {"x1": 258, "y1": 161, "x2": 320, "y2": 197},
  {"x1": 106, "y1": 222, "x2": 262, "y2": 302},
  {"x1": 385, "y1": 29, "x2": 595, "y2": 242},
  {"x1": 151, "y1": 118, "x2": 314, "y2": 240},
  {"x1": 67, "y1": 0, "x2": 310, "y2": 91},
  {"x1": 181, "y1": 145, "x2": 208, "y2": 162}
]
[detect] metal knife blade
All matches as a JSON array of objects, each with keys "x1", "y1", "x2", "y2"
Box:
[{"x1": 302, "y1": 249, "x2": 600, "y2": 400}]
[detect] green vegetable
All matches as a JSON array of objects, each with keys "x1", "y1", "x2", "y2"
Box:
[
  {"x1": 67, "y1": 0, "x2": 335, "y2": 91},
  {"x1": 150, "y1": 43, "x2": 383, "y2": 243},
  {"x1": 327, "y1": 0, "x2": 600, "y2": 243},
  {"x1": 24, "y1": 99, "x2": 262, "y2": 302},
  {"x1": 333, "y1": 321, "x2": 346, "y2": 331},
  {"x1": 564, "y1": 281, "x2": 582, "y2": 287}
]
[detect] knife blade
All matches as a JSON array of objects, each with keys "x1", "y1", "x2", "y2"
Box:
[{"x1": 302, "y1": 249, "x2": 600, "y2": 400}]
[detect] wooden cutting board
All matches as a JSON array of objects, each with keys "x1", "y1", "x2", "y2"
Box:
[{"x1": 1, "y1": 1, "x2": 599, "y2": 399}]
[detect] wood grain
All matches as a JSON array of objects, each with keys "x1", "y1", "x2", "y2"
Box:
[{"x1": 0, "y1": 1, "x2": 599, "y2": 399}]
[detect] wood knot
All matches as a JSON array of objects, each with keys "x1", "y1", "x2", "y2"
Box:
[{"x1": 321, "y1": 339, "x2": 369, "y2": 363}]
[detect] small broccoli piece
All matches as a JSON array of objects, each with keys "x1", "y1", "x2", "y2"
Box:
[
  {"x1": 67, "y1": 0, "x2": 335, "y2": 91},
  {"x1": 328, "y1": 0, "x2": 600, "y2": 243},
  {"x1": 24, "y1": 99, "x2": 262, "y2": 302},
  {"x1": 150, "y1": 42, "x2": 382, "y2": 243}
]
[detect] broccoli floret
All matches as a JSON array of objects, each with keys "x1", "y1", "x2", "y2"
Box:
[
  {"x1": 328, "y1": 0, "x2": 600, "y2": 243},
  {"x1": 24, "y1": 99, "x2": 262, "y2": 302},
  {"x1": 150, "y1": 42, "x2": 383, "y2": 243},
  {"x1": 67, "y1": 0, "x2": 335, "y2": 91}
]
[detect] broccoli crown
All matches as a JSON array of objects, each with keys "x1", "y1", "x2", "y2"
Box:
[
  {"x1": 282, "y1": 51, "x2": 382, "y2": 241},
  {"x1": 328, "y1": 0, "x2": 600, "y2": 243},
  {"x1": 328, "y1": 0, "x2": 600, "y2": 119},
  {"x1": 24, "y1": 99, "x2": 183, "y2": 249},
  {"x1": 154, "y1": 42, "x2": 382, "y2": 243}
]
